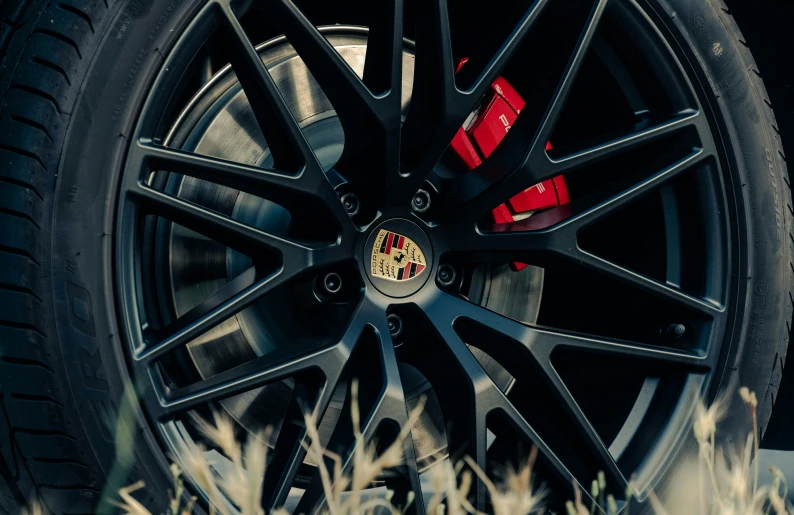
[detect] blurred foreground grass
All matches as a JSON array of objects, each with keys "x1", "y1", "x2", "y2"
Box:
[{"x1": 24, "y1": 383, "x2": 794, "y2": 515}]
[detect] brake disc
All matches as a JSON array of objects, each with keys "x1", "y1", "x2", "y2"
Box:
[{"x1": 161, "y1": 28, "x2": 543, "y2": 472}]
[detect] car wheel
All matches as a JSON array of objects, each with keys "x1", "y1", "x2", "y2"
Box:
[{"x1": 0, "y1": 0, "x2": 790, "y2": 512}]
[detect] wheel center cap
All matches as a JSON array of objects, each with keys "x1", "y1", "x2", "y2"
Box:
[{"x1": 364, "y1": 219, "x2": 433, "y2": 298}]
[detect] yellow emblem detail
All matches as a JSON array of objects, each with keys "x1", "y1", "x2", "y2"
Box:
[{"x1": 370, "y1": 229, "x2": 427, "y2": 282}]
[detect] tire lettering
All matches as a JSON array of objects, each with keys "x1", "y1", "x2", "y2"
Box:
[
  {"x1": 750, "y1": 282, "x2": 768, "y2": 365},
  {"x1": 766, "y1": 147, "x2": 783, "y2": 243}
]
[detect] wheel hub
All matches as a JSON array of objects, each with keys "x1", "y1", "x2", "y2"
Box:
[{"x1": 157, "y1": 30, "x2": 534, "y2": 472}]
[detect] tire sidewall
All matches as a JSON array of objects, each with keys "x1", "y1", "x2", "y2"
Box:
[
  {"x1": 646, "y1": 0, "x2": 790, "y2": 430},
  {"x1": 633, "y1": 0, "x2": 791, "y2": 506},
  {"x1": 51, "y1": 0, "x2": 208, "y2": 509}
]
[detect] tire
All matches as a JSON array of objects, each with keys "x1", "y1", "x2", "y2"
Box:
[{"x1": 0, "y1": 0, "x2": 789, "y2": 513}]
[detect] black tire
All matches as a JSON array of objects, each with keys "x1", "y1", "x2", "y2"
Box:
[{"x1": 0, "y1": 0, "x2": 789, "y2": 512}]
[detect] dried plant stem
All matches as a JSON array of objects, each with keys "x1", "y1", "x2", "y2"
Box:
[
  {"x1": 98, "y1": 381, "x2": 142, "y2": 514},
  {"x1": 303, "y1": 410, "x2": 340, "y2": 515},
  {"x1": 699, "y1": 449, "x2": 708, "y2": 515},
  {"x1": 752, "y1": 405, "x2": 759, "y2": 494},
  {"x1": 74, "y1": 384, "x2": 792, "y2": 515},
  {"x1": 740, "y1": 386, "x2": 761, "y2": 495}
]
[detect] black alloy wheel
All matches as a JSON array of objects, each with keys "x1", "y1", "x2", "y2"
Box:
[{"x1": 0, "y1": 0, "x2": 790, "y2": 512}]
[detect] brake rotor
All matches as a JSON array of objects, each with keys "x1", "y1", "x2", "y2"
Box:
[{"x1": 161, "y1": 28, "x2": 544, "y2": 471}]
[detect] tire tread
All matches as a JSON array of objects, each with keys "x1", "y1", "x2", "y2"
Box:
[{"x1": 0, "y1": 0, "x2": 115, "y2": 510}]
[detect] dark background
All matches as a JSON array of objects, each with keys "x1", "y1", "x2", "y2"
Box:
[
  {"x1": 724, "y1": 0, "x2": 794, "y2": 448},
  {"x1": 727, "y1": 0, "x2": 794, "y2": 157}
]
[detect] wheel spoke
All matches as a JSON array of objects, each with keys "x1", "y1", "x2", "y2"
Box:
[
  {"x1": 362, "y1": 0, "x2": 404, "y2": 95},
  {"x1": 400, "y1": 0, "x2": 548, "y2": 180},
  {"x1": 463, "y1": 315, "x2": 704, "y2": 489},
  {"x1": 425, "y1": 294, "x2": 646, "y2": 491},
  {"x1": 128, "y1": 182, "x2": 318, "y2": 259},
  {"x1": 152, "y1": 311, "x2": 368, "y2": 419},
  {"x1": 444, "y1": 149, "x2": 717, "y2": 319},
  {"x1": 527, "y1": 0, "x2": 609, "y2": 156},
  {"x1": 477, "y1": 151, "x2": 716, "y2": 315},
  {"x1": 533, "y1": 358, "x2": 627, "y2": 490},
  {"x1": 430, "y1": 293, "x2": 721, "y2": 491},
  {"x1": 262, "y1": 0, "x2": 401, "y2": 197},
  {"x1": 260, "y1": 383, "x2": 323, "y2": 512},
  {"x1": 130, "y1": 141, "x2": 347, "y2": 222},
  {"x1": 137, "y1": 268, "x2": 290, "y2": 363},
  {"x1": 261, "y1": 367, "x2": 350, "y2": 511},
  {"x1": 257, "y1": 317, "x2": 369, "y2": 510},
  {"x1": 397, "y1": 0, "x2": 455, "y2": 175},
  {"x1": 449, "y1": 148, "x2": 708, "y2": 254},
  {"x1": 401, "y1": 313, "x2": 491, "y2": 510},
  {"x1": 444, "y1": 293, "x2": 711, "y2": 370},
  {"x1": 456, "y1": 0, "x2": 551, "y2": 98},
  {"x1": 433, "y1": 0, "x2": 605, "y2": 216},
  {"x1": 296, "y1": 318, "x2": 424, "y2": 514},
  {"x1": 152, "y1": 343, "x2": 345, "y2": 418},
  {"x1": 216, "y1": 0, "x2": 316, "y2": 172},
  {"x1": 542, "y1": 148, "x2": 709, "y2": 234},
  {"x1": 573, "y1": 251, "x2": 724, "y2": 318},
  {"x1": 539, "y1": 111, "x2": 704, "y2": 176},
  {"x1": 528, "y1": 326, "x2": 709, "y2": 368},
  {"x1": 359, "y1": 0, "x2": 406, "y2": 200},
  {"x1": 452, "y1": 215, "x2": 721, "y2": 316},
  {"x1": 263, "y1": 0, "x2": 377, "y2": 120},
  {"x1": 411, "y1": 293, "x2": 584, "y2": 509},
  {"x1": 448, "y1": 111, "x2": 702, "y2": 222}
]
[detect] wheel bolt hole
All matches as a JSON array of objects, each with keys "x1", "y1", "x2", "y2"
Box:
[
  {"x1": 341, "y1": 193, "x2": 360, "y2": 216},
  {"x1": 663, "y1": 323, "x2": 686, "y2": 340},
  {"x1": 437, "y1": 264, "x2": 457, "y2": 288},
  {"x1": 411, "y1": 190, "x2": 431, "y2": 213},
  {"x1": 323, "y1": 272, "x2": 343, "y2": 295},
  {"x1": 387, "y1": 313, "x2": 404, "y2": 339}
]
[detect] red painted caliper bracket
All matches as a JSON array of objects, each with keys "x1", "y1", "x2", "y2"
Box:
[{"x1": 449, "y1": 59, "x2": 570, "y2": 271}]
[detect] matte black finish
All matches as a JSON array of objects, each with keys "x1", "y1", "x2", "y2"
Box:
[{"x1": 115, "y1": 0, "x2": 736, "y2": 512}]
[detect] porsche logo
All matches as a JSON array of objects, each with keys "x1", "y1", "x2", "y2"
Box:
[{"x1": 370, "y1": 229, "x2": 427, "y2": 282}]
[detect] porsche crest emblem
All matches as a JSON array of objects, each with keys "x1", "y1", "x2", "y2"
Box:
[{"x1": 370, "y1": 229, "x2": 427, "y2": 282}]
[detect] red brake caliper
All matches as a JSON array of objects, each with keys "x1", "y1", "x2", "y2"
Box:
[{"x1": 449, "y1": 58, "x2": 570, "y2": 271}]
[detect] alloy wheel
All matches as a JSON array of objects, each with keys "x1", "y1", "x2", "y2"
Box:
[{"x1": 116, "y1": 0, "x2": 737, "y2": 512}]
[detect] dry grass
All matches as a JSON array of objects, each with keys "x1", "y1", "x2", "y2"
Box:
[
  {"x1": 105, "y1": 379, "x2": 545, "y2": 515},
  {"x1": 25, "y1": 384, "x2": 792, "y2": 514},
  {"x1": 588, "y1": 386, "x2": 792, "y2": 515},
  {"x1": 642, "y1": 387, "x2": 791, "y2": 515},
  {"x1": 300, "y1": 380, "x2": 424, "y2": 515},
  {"x1": 22, "y1": 500, "x2": 44, "y2": 515}
]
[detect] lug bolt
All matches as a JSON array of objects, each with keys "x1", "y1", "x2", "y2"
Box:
[
  {"x1": 341, "y1": 193, "x2": 360, "y2": 216},
  {"x1": 664, "y1": 323, "x2": 686, "y2": 340},
  {"x1": 321, "y1": 272, "x2": 343, "y2": 295},
  {"x1": 387, "y1": 314, "x2": 403, "y2": 338},
  {"x1": 437, "y1": 264, "x2": 457, "y2": 287},
  {"x1": 411, "y1": 190, "x2": 431, "y2": 213}
]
